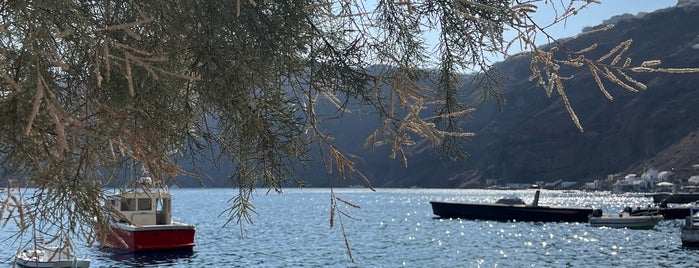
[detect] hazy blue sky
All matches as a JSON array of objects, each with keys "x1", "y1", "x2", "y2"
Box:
[
  {"x1": 442, "y1": 0, "x2": 677, "y2": 65},
  {"x1": 532, "y1": 0, "x2": 677, "y2": 40},
  {"x1": 362, "y1": 1, "x2": 679, "y2": 67}
]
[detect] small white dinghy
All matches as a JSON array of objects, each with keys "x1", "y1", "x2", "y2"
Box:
[
  {"x1": 15, "y1": 237, "x2": 90, "y2": 268},
  {"x1": 589, "y1": 208, "x2": 663, "y2": 230}
]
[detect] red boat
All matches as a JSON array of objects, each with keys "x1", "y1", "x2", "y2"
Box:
[{"x1": 101, "y1": 177, "x2": 195, "y2": 252}]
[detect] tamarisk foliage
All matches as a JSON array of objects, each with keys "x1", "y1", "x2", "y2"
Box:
[{"x1": 1, "y1": 0, "x2": 697, "y2": 261}]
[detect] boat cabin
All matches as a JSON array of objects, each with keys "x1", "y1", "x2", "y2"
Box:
[
  {"x1": 495, "y1": 195, "x2": 525, "y2": 205},
  {"x1": 107, "y1": 177, "x2": 173, "y2": 226}
]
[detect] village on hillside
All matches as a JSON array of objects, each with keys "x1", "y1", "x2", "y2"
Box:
[
  {"x1": 485, "y1": 164, "x2": 699, "y2": 192},
  {"x1": 585, "y1": 164, "x2": 699, "y2": 193}
]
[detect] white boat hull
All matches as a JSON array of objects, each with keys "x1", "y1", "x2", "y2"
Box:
[
  {"x1": 16, "y1": 258, "x2": 90, "y2": 268},
  {"x1": 589, "y1": 215, "x2": 663, "y2": 229},
  {"x1": 16, "y1": 242, "x2": 90, "y2": 268},
  {"x1": 681, "y1": 216, "x2": 699, "y2": 247}
]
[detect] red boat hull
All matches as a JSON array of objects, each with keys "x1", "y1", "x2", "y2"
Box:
[{"x1": 102, "y1": 223, "x2": 195, "y2": 252}]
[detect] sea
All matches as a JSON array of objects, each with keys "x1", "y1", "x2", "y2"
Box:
[{"x1": 1, "y1": 188, "x2": 697, "y2": 267}]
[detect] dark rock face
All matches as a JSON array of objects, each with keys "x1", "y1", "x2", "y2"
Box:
[
  {"x1": 458, "y1": 4, "x2": 699, "y2": 186},
  {"x1": 170, "y1": 4, "x2": 698, "y2": 188},
  {"x1": 303, "y1": 3, "x2": 699, "y2": 188}
]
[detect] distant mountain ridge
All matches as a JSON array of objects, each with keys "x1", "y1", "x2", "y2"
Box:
[
  {"x1": 172, "y1": 2, "x2": 699, "y2": 188},
  {"x1": 291, "y1": 1, "x2": 699, "y2": 188}
]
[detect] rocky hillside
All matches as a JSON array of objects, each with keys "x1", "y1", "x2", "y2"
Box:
[
  {"x1": 297, "y1": 1, "x2": 699, "y2": 188},
  {"x1": 627, "y1": 129, "x2": 699, "y2": 179}
]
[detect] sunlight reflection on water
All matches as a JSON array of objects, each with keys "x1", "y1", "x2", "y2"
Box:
[{"x1": 1, "y1": 188, "x2": 698, "y2": 267}]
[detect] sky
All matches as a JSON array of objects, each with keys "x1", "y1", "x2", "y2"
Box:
[
  {"x1": 502, "y1": 0, "x2": 678, "y2": 61},
  {"x1": 530, "y1": 0, "x2": 677, "y2": 40},
  {"x1": 363, "y1": 0, "x2": 679, "y2": 68},
  {"x1": 444, "y1": 0, "x2": 679, "y2": 67}
]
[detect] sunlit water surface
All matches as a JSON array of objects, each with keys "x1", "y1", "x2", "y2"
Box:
[{"x1": 1, "y1": 188, "x2": 696, "y2": 267}]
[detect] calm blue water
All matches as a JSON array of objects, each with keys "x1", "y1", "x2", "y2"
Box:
[{"x1": 1, "y1": 188, "x2": 697, "y2": 267}]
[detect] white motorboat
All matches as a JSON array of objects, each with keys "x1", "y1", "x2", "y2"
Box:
[
  {"x1": 588, "y1": 208, "x2": 663, "y2": 229},
  {"x1": 15, "y1": 237, "x2": 90, "y2": 268}
]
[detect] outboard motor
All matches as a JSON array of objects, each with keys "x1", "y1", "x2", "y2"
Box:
[{"x1": 592, "y1": 208, "x2": 603, "y2": 217}]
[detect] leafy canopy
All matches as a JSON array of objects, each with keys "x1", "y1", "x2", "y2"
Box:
[{"x1": 1, "y1": 0, "x2": 696, "y2": 259}]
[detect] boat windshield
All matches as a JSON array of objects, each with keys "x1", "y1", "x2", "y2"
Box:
[
  {"x1": 156, "y1": 198, "x2": 170, "y2": 213},
  {"x1": 495, "y1": 195, "x2": 525, "y2": 205}
]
